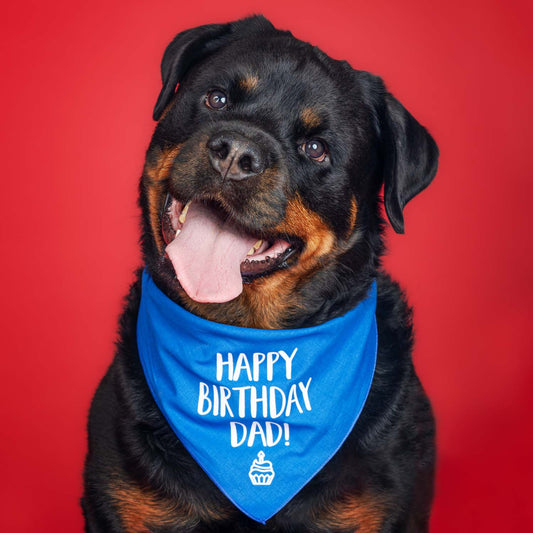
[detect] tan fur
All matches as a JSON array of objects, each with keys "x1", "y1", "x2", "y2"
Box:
[
  {"x1": 143, "y1": 145, "x2": 182, "y2": 252},
  {"x1": 239, "y1": 75, "x2": 259, "y2": 91},
  {"x1": 315, "y1": 493, "x2": 386, "y2": 532},
  {"x1": 111, "y1": 479, "x2": 232, "y2": 532},
  {"x1": 301, "y1": 107, "x2": 321, "y2": 129},
  {"x1": 347, "y1": 196, "x2": 358, "y2": 236}
]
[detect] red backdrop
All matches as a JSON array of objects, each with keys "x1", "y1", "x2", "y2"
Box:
[{"x1": 1, "y1": 0, "x2": 532, "y2": 530}]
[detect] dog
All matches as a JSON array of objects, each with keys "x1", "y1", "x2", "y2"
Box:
[{"x1": 82, "y1": 15, "x2": 438, "y2": 532}]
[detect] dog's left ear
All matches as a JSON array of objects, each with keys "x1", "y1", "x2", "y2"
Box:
[{"x1": 380, "y1": 93, "x2": 439, "y2": 234}]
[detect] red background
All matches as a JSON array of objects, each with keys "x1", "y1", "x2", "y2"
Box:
[{"x1": 1, "y1": 0, "x2": 532, "y2": 530}]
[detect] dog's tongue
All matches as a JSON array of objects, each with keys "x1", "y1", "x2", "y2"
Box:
[{"x1": 165, "y1": 202, "x2": 258, "y2": 303}]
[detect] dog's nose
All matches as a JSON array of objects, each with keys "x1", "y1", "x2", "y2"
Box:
[{"x1": 207, "y1": 132, "x2": 265, "y2": 181}]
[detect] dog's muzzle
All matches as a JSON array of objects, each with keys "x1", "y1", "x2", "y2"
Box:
[{"x1": 207, "y1": 131, "x2": 266, "y2": 181}]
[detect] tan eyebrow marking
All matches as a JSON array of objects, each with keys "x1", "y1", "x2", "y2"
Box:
[
  {"x1": 301, "y1": 107, "x2": 321, "y2": 128},
  {"x1": 239, "y1": 75, "x2": 259, "y2": 91}
]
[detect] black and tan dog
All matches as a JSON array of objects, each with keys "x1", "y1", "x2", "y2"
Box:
[{"x1": 83, "y1": 15, "x2": 438, "y2": 532}]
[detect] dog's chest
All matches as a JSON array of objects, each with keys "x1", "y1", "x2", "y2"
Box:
[{"x1": 111, "y1": 475, "x2": 387, "y2": 532}]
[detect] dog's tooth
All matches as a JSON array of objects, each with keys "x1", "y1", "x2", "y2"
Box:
[
  {"x1": 178, "y1": 201, "x2": 191, "y2": 224},
  {"x1": 175, "y1": 228, "x2": 181, "y2": 237},
  {"x1": 247, "y1": 239, "x2": 263, "y2": 256}
]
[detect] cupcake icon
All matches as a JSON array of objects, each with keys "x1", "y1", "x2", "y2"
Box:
[{"x1": 248, "y1": 451, "x2": 275, "y2": 485}]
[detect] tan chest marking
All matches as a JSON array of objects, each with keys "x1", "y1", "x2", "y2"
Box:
[
  {"x1": 315, "y1": 493, "x2": 386, "y2": 532},
  {"x1": 111, "y1": 479, "x2": 232, "y2": 532}
]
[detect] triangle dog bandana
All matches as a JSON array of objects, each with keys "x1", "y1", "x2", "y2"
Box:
[{"x1": 137, "y1": 270, "x2": 378, "y2": 524}]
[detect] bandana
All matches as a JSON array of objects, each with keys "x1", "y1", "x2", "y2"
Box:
[{"x1": 137, "y1": 270, "x2": 377, "y2": 523}]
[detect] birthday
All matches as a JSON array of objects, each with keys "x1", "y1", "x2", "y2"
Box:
[{"x1": 197, "y1": 378, "x2": 312, "y2": 419}]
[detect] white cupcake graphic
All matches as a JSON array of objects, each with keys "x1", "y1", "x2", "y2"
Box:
[{"x1": 248, "y1": 451, "x2": 275, "y2": 485}]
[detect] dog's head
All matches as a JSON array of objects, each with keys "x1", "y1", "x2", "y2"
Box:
[{"x1": 140, "y1": 16, "x2": 438, "y2": 328}]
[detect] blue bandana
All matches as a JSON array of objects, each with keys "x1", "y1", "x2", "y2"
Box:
[{"x1": 137, "y1": 270, "x2": 377, "y2": 524}]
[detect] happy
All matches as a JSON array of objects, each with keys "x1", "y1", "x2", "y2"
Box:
[{"x1": 216, "y1": 348, "x2": 298, "y2": 382}]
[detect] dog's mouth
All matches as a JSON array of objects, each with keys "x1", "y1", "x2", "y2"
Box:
[{"x1": 161, "y1": 194, "x2": 299, "y2": 303}]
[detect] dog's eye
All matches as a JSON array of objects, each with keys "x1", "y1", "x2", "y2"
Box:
[
  {"x1": 303, "y1": 140, "x2": 328, "y2": 162},
  {"x1": 205, "y1": 90, "x2": 228, "y2": 110}
]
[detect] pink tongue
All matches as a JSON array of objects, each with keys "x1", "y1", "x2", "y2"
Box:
[{"x1": 165, "y1": 202, "x2": 258, "y2": 303}]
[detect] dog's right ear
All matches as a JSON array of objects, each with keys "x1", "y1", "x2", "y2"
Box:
[
  {"x1": 153, "y1": 16, "x2": 277, "y2": 121},
  {"x1": 153, "y1": 23, "x2": 231, "y2": 120}
]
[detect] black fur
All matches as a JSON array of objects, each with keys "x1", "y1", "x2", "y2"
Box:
[{"x1": 83, "y1": 15, "x2": 438, "y2": 532}]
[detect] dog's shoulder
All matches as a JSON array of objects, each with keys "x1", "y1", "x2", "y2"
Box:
[
  {"x1": 350, "y1": 272, "x2": 431, "y2": 449},
  {"x1": 376, "y1": 271, "x2": 414, "y2": 357}
]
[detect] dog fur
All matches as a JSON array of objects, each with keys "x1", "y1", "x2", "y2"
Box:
[{"x1": 83, "y1": 15, "x2": 438, "y2": 533}]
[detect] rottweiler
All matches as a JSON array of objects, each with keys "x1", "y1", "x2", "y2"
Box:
[{"x1": 83, "y1": 15, "x2": 439, "y2": 533}]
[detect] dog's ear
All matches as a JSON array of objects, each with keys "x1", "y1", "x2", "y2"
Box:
[
  {"x1": 153, "y1": 16, "x2": 276, "y2": 121},
  {"x1": 153, "y1": 23, "x2": 231, "y2": 120},
  {"x1": 380, "y1": 93, "x2": 439, "y2": 234}
]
